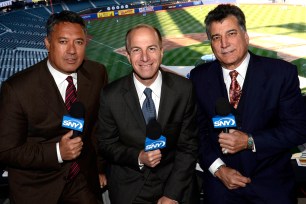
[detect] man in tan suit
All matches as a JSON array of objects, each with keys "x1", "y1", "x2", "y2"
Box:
[{"x1": 0, "y1": 10, "x2": 107, "y2": 204}]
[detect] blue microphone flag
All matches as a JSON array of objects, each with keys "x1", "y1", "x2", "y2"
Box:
[
  {"x1": 62, "y1": 115, "x2": 84, "y2": 132},
  {"x1": 212, "y1": 114, "x2": 236, "y2": 129},
  {"x1": 144, "y1": 136, "x2": 166, "y2": 151}
]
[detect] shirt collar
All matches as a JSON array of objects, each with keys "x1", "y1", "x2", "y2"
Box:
[
  {"x1": 133, "y1": 70, "x2": 162, "y2": 100},
  {"x1": 222, "y1": 52, "x2": 250, "y2": 81},
  {"x1": 47, "y1": 60, "x2": 77, "y2": 86}
]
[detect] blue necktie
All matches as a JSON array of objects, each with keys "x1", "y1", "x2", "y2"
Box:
[{"x1": 142, "y1": 88, "x2": 156, "y2": 124}]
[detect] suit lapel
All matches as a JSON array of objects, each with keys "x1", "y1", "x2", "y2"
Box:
[
  {"x1": 206, "y1": 63, "x2": 228, "y2": 116},
  {"x1": 158, "y1": 71, "x2": 176, "y2": 127},
  {"x1": 37, "y1": 60, "x2": 67, "y2": 118},
  {"x1": 237, "y1": 53, "x2": 267, "y2": 129},
  {"x1": 76, "y1": 64, "x2": 92, "y2": 109},
  {"x1": 37, "y1": 60, "x2": 94, "y2": 119},
  {"x1": 210, "y1": 63, "x2": 228, "y2": 102},
  {"x1": 122, "y1": 74, "x2": 146, "y2": 132}
]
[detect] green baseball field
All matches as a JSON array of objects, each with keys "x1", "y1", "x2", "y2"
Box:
[{"x1": 85, "y1": 4, "x2": 306, "y2": 93}]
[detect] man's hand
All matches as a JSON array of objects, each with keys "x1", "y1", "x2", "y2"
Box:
[
  {"x1": 157, "y1": 196, "x2": 178, "y2": 204},
  {"x1": 138, "y1": 149, "x2": 162, "y2": 168},
  {"x1": 215, "y1": 166, "x2": 251, "y2": 189},
  {"x1": 99, "y1": 173, "x2": 107, "y2": 189},
  {"x1": 59, "y1": 130, "x2": 83, "y2": 160},
  {"x1": 218, "y1": 129, "x2": 248, "y2": 154}
]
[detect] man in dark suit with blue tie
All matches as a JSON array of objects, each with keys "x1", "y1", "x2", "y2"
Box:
[
  {"x1": 95, "y1": 24, "x2": 199, "y2": 204},
  {"x1": 190, "y1": 4, "x2": 306, "y2": 204}
]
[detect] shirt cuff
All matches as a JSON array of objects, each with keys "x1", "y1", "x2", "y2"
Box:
[
  {"x1": 209, "y1": 158, "x2": 225, "y2": 176},
  {"x1": 138, "y1": 159, "x2": 144, "y2": 170},
  {"x1": 252, "y1": 142, "x2": 256, "y2": 152},
  {"x1": 56, "y1": 142, "x2": 63, "y2": 163}
]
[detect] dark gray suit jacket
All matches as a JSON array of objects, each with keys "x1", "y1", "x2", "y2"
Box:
[
  {"x1": 96, "y1": 70, "x2": 198, "y2": 203},
  {"x1": 0, "y1": 58, "x2": 108, "y2": 204}
]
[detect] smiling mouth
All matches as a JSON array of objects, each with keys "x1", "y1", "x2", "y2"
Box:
[
  {"x1": 66, "y1": 58, "x2": 77, "y2": 63},
  {"x1": 140, "y1": 64, "x2": 153, "y2": 68},
  {"x1": 222, "y1": 50, "x2": 234, "y2": 55}
]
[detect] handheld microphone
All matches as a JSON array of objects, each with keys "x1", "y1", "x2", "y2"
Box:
[
  {"x1": 62, "y1": 102, "x2": 85, "y2": 138},
  {"x1": 144, "y1": 119, "x2": 166, "y2": 152},
  {"x1": 212, "y1": 97, "x2": 236, "y2": 133}
]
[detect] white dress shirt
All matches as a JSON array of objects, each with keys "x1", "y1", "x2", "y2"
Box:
[
  {"x1": 47, "y1": 60, "x2": 77, "y2": 163},
  {"x1": 209, "y1": 52, "x2": 251, "y2": 176},
  {"x1": 133, "y1": 71, "x2": 162, "y2": 118}
]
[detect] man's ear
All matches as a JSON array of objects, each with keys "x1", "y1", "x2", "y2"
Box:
[
  {"x1": 126, "y1": 53, "x2": 131, "y2": 64},
  {"x1": 44, "y1": 37, "x2": 50, "y2": 51}
]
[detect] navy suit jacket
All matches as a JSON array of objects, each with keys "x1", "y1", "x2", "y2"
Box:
[{"x1": 190, "y1": 52, "x2": 306, "y2": 203}]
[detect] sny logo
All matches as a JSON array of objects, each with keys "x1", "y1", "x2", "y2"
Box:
[
  {"x1": 145, "y1": 136, "x2": 166, "y2": 151},
  {"x1": 212, "y1": 114, "x2": 236, "y2": 128},
  {"x1": 62, "y1": 115, "x2": 84, "y2": 132}
]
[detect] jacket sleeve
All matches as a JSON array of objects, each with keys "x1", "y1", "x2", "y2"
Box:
[
  {"x1": 0, "y1": 82, "x2": 61, "y2": 170},
  {"x1": 95, "y1": 89, "x2": 141, "y2": 171},
  {"x1": 253, "y1": 64, "x2": 306, "y2": 160}
]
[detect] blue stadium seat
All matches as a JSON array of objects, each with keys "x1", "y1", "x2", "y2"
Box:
[{"x1": 66, "y1": 0, "x2": 94, "y2": 12}]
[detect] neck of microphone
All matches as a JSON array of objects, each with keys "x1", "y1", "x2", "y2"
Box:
[
  {"x1": 62, "y1": 102, "x2": 85, "y2": 138},
  {"x1": 214, "y1": 97, "x2": 236, "y2": 132},
  {"x1": 146, "y1": 119, "x2": 162, "y2": 140},
  {"x1": 69, "y1": 102, "x2": 85, "y2": 119},
  {"x1": 144, "y1": 119, "x2": 166, "y2": 152},
  {"x1": 70, "y1": 102, "x2": 85, "y2": 137}
]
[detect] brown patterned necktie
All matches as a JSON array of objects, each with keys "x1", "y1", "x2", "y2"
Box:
[
  {"x1": 65, "y1": 76, "x2": 80, "y2": 180},
  {"x1": 229, "y1": 70, "x2": 242, "y2": 109}
]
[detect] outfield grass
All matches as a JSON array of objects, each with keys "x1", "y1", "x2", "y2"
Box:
[{"x1": 85, "y1": 4, "x2": 306, "y2": 85}]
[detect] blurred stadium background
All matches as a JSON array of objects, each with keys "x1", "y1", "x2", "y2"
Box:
[{"x1": 0, "y1": 0, "x2": 305, "y2": 93}]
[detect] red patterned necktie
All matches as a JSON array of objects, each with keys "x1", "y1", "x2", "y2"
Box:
[
  {"x1": 65, "y1": 76, "x2": 80, "y2": 181},
  {"x1": 229, "y1": 70, "x2": 242, "y2": 109},
  {"x1": 65, "y1": 76, "x2": 77, "y2": 111}
]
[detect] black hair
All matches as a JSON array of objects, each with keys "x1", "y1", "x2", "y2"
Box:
[
  {"x1": 46, "y1": 10, "x2": 86, "y2": 38},
  {"x1": 204, "y1": 4, "x2": 246, "y2": 40}
]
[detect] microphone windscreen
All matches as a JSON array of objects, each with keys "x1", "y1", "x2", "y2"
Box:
[
  {"x1": 146, "y1": 119, "x2": 162, "y2": 140},
  {"x1": 215, "y1": 97, "x2": 231, "y2": 116},
  {"x1": 69, "y1": 102, "x2": 85, "y2": 118}
]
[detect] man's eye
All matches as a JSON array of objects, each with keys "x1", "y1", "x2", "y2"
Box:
[
  {"x1": 148, "y1": 47, "x2": 157, "y2": 52},
  {"x1": 76, "y1": 40, "x2": 84, "y2": 45},
  {"x1": 59, "y1": 40, "x2": 67, "y2": 44},
  {"x1": 212, "y1": 36, "x2": 221, "y2": 41},
  {"x1": 228, "y1": 31, "x2": 237, "y2": 37},
  {"x1": 131, "y1": 48, "x2": 141, "y2": 54}
]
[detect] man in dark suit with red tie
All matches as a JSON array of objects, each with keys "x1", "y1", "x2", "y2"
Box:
[
  {"x1": 0, "y1": 11, "x2": 108, "y2": 203},
  {"x1": 95, "y1": 24, "x2": 199, "y2": 204},
  {"x1": 190, "y1": 4, "x2": 306, "y2": 204}
]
